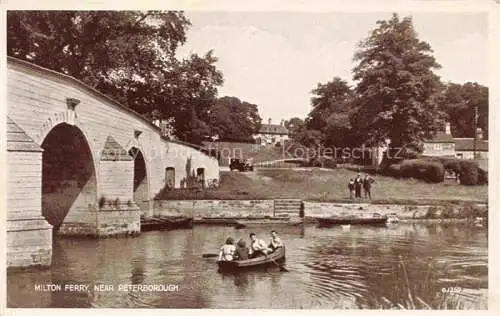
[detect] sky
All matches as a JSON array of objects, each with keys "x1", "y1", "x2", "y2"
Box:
[{"x1": 176, "y1": 11, "x2": 488, "y2": 124}]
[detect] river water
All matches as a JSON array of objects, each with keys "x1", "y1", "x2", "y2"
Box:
[{"x1": 7, "y1": 222, "x2": 487, "y2": 309}]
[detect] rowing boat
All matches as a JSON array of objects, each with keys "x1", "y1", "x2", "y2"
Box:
[
  {"x1": 193, "y1": 216, "x2": 273, "y2": 226},
  {"x1": 316, "y1": 214, "x2": 388, "y2": 227},
  {"x1": 234, "y1": 219, "x2": 303, "y2": 229},
  {"x1": 217, "y1": 247, "x2": 286, "y2": 271},
  {"x1": 193, "y1": 218, "x2": 239, "y2": 226},
  {"x1": 141, "y1": 216, "x2": 193, "y2": 231}
]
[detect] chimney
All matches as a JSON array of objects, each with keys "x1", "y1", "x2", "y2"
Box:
[
  {"x1": 476, "y1": 128, "x2": 483, "y2": 140},
  {"x1": 268, "y1": 118, "x2": 272, "y2": 125},
  {"x1": 445, "y1": 122, "x2": 451, "y2": 135},
  {"x1": 280, "y1": 119, "x2": 284, "y2": 126}
]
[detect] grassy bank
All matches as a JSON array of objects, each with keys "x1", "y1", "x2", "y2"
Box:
[{"x1": 156, "y1": 168, "x2": 487, "y2": 205}]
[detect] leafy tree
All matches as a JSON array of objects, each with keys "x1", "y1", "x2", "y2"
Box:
[
  {"x1": 351, "y1": 13, "x2": 444, "y2": 151},
  {"x1": 302, "y1": 77, "x2": 357, "y2": 149},
  {"x1": 283, "y1": 117, "x2": 305, "y2": 140},
  {"x1": 208, "y1": 96, "x2": 262, "y2": 142},
  {"x1": 439, "y1": 82, "x2": 488, "y2": 139},
  {"x1": 7, "y1": 11, "x2": 223, "y2": 144},
  {"x1": 323, "y1": 112, "x2": 353, "y2": 149},
  {"x1": 307, "y1": 77, "x2": 353, "y2": 131},
  {"x1": 296, "y1": 129, "x2": 324, "y2": 149}
]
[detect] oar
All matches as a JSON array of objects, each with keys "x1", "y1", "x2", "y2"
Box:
[
  {"x1": 202, "y1": 253, "x2": 219, "y2": 258},
  {"x1": 234, "y1": 223, "x2": 246, "y2": 229},
  {"x1": 266, "y1": 253, "x2": 289, "y2": 272}
]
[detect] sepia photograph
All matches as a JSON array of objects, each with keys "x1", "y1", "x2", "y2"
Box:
[{"x1": 3, "y1": 1, "x2": 492, "y2": 311}]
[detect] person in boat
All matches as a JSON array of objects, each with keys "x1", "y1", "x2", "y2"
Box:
[
  {"x1": 218, "y1": 237, "x2": 236, "y2": 261},
  {"x1": 233, "y1": 238, "x2": 250, "y2": 260},
  {"x1": 354, "y1": 174, "x2": 363, "y2": 198},
  {"x1": 249, "y1": 233, "x2": 272, "y2": 258},
  {"x1": 363, "y1": 174, "x2": 375, "y2": 200},
  {"x1": 268, "y1": 230, "x2": 284, "y2": 252},
  {"x1": 348, "y1": 178, "x2": 355, "y2": 199}
]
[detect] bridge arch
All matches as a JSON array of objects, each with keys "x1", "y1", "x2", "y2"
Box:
[
  {"x1": 127, "y1": 145, "x2": 150, "y2": 212},
  {"x1": 41, "y1": 122, "x2": 98, "y2": 230}
]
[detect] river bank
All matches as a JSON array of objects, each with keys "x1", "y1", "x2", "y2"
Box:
[
  {"x1": 153, "y1": 199, "x2": 487, "y2": 221},
  {"x1": 156, "y1": 169, "x2": 487, "y2": 204}
]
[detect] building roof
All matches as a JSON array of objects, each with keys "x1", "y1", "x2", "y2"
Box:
[
  {"x1": 454, "y1": 138, "x2": 488, "y2": 152},
  {"x1": 6, "y1": 116, "x2": 43, "y2": 152},
  {"x1": 424, "y1": 132, "x2": 455, "y2": 143},
  {"x1": 257, "y1": 124, "x2": 289, "y2": 135}
]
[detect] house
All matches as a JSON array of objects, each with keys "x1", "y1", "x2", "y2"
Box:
[
  {"x1": 422, "y1": 123, "x2": 456, "y2": 157},
  {"x1": 254, "y1": 118, "x2": 289, "y2": 146},
  {"x1": 454, "y1": 128, "x2": 488, "y2": 160},
  {"x1": 370, "y1": 122, "x2": 488, "y2": 168}
]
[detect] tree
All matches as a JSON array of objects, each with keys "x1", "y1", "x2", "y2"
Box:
[
  {"x1": 323, "y1": 112, "x2": 353, "y2": 149},
  {"x1": 296, "y1": 129, "x2": 324, "y2": 149},
  {"x1": 283, "y1": 117, "x2": 305, "y2": 140},
  {"x1": 307, "y1": 77, "x2": 353, "y2": 131},
  {"x1": 439, "y1": 82, "x2": 488, "y2": 139},
  {"x1": 303, "y1": 77, "x2": 356, "y2": 149},
  {"x1": 208, "y1": 96, "x2": 262, "y2": 142},
  {"x1": 7, "y1": 11, "x2": 223, "y2": 144},
  {"x1": 351, "y1": 13, "x2": 444, "y2": 152},
  {"x1": 164, "y1": 51, "x2": 224, "y2": 143}
]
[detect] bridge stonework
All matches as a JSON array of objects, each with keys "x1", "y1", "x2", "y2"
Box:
[{"x1": 6, "y1": 57, "x2": 220, "y2": 269}]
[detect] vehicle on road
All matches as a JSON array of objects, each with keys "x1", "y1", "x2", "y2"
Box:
[{"x1": 230, "y1": 158, "x2": 254, "y2": 171}]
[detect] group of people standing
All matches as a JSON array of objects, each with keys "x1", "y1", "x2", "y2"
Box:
[
  {"x1": 348, "y1": 173, "x2": 375, "y2": 200},
  {"x1": 218, "y1": 231, "x2": 284, "y2": 262}
]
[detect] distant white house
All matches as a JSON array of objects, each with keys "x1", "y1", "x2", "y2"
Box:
[
  {"x1": 454, "y1": 129, "x2": 488, "y2": 160},
  {"x1": 253, "y1": 118, "x2": 289, "y2": 145},
  {"x1": 370, "y1": 122, "x2": 489, "y2": 168},
  {"x1": 422, "y1": 123, "x2": 456, "y2": 158}
]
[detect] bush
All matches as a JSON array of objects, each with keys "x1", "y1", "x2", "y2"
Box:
[
  {"x1": 98, "y1": 196, "x2": 106, "y2": 208},
  {"x1": 459, "y1": 202, "x2": 487, "y2": 219},
  {"x1": 399, "y1": 159, "x2": 445, "y2": 183},
  {"x1": 440, "y1": 205, "x2": 455, "y2": 219},
  {"x1": 323, "y1": 158, "x2": 337, "y2": 169},
  {"x1": 458, "y1": 161, "x2": 479, "y2": 185},
  {"x1": 425, "y1": 162, "x2": 446, "y2": 183},
  {"x1": 380, "y1": 146, "x2": 420, "y2": 166},
  {"x1": 383, "y1": 164, "x2": 401, "y2": 177},
  {"x1": 478, "y1": 168, "x2": 488, "y2": 185},
  {"x1": 442, "y1": 158, "x2": 462, "y2": 173},
  {"x1": 425, "y1": 206, "x2": 438, "y2": 219}
]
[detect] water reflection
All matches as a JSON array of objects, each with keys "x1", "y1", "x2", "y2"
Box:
[{"x1": 7, "y1": 222, "x2": 487, "y2": 309}]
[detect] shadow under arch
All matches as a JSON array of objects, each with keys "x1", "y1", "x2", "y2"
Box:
[
  {"x1": 129, "y1": 147, "x2": 149, "y2": 211},
  {"x1": 41, "y1": 123, "x2": 98, "y2": 230}
]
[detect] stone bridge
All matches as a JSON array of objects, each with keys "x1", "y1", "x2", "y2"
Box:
[{"x1": 6, "y1": 57, "x2": 220, "y2": 268}]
